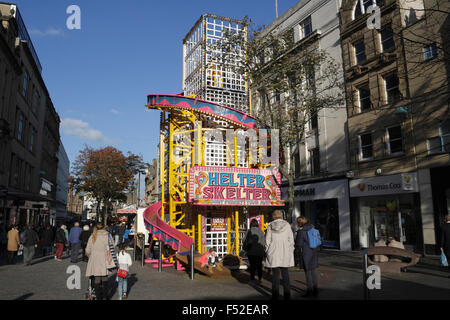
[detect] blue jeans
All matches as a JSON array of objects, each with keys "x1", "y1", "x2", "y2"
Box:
[{"x1": 118, "y1": 276, "x2": 128, "y2": 297}]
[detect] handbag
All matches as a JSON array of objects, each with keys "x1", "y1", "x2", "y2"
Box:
[
  {"x1": 441, "y1": 251, "x2": 448, "y2": 267},
  {"x1": 17, "y1": 245, "x2": 23, "y2": 256},
  {"x1": 117, "y1": 269, "x2": 128, "y2": 278}
]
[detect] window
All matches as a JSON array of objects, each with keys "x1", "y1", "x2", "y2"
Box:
[
  {"x1": 32, "y1": 90, "x2": 40, "y2": 114},
  {"x1": 428, "y1": 119, "x2": 450, "y2": 154},
  {"x1": 424, "y1": 44, "x2": 438, "y2": 61},
  {"x1": 354, "y1": 0, "x2": 383, "y2": 19},
  {"x1": 17, "y1": 112, "x2": 24, "y2": 142},
  {"x1": 354, "y1": 41, "x2": 366, "y2": 65},
  {"x1": 384, "y1": 73, "x2": 400, "y2": 103},
  {"x1": 22, "y1": 71, "x2": 29, "y2": 97},
  {"x1": 29, "y1": 127, "x2": 36, "y2": 152},
  {"x1": 357, "y1": 84, "x2": 371, "y2": 112},
  {"x1": 380, "y1": 25, "x2": 395, "y2": 52},
  {"x1": 386, "y1": 125, "x2": 403, "y2": 154},
  {"x1": 359, "y1": 133, "x2": 373, "y2": 160},
  {"x1": 300, "y1": 16, "x2": 313, "y2": 39},
  {"x1": 310, "y1": 112, "x2": 318, "y2": 130},
  {"x1": 310, "y1": 148, "x2": 320, "y2": 175}
]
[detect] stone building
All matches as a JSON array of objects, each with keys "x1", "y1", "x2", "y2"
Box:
[
  {"x1": 340, "y1": 0, "x2": 449, "y2": 253},
  {"x1": 0, "y1": 3, "x2": 61, "y2": 229}
]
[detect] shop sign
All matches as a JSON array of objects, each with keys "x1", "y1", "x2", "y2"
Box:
[
  {"x1": 211, "y1": 217, "x2": 227, "y2": 232},
  {"x1": 189, "y1": 166, "x2": 284, "y2": 206},
  {"x1": 350, "y1": 173, "x2": 418, "y2": 197},
  {"x1": 117, "y1": 209, "x2": 137, "y2": 214}
]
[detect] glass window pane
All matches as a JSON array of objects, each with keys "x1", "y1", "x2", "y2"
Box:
[{"x1": 428, "y1": 137, "x2": 442, "y2": 154}]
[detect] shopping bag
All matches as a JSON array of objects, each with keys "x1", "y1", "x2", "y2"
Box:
[
  {"x1": 17, "y1": 245, "x2": 23, "y2": 256},
  {"x1": 441, "y1": 251, "x2": 448, "y2": 267}
]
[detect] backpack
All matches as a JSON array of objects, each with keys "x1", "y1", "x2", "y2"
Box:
[{"x1": 307, "y1": 228, "x2": 322, "y2": 249}]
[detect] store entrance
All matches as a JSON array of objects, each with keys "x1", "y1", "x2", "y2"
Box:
[{"x1": 301, "y1": 199, "x2": 340, "y2": 249}]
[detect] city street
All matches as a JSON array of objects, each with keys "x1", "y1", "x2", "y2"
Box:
[{"x1": 0, "y1": 249, "x2": 448, "y2": 301}]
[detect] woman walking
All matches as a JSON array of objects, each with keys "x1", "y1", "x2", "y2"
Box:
[
  {"x1": 7, "y1": 225, "x2": 20, "y2": 265},
  {"x1": 243, "y1": 219, "x2": 265, "y2": 284},
  {"x1": 116, "y1": 243, "x2": 132, "y2": 300},
  {"x1": 296, "y1": 216, "x2": 320, "y2": 298},
  {"x1": 85, "y1": 223, "x2": 116, "y2": 300},
  {"x1": 265, "y1": 210, "x2": 294, "y2": 300}
]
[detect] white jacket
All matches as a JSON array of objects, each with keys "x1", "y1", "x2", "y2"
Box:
[
  {"x1": 265, "y1": 219, "x2": 295, "y2": 268},
  {"x1": 117, "y1": 251, "x2": 132, "y2": 272}
]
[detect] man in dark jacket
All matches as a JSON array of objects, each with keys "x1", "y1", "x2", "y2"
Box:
[
  {"x1": 22, "y1": 225, "x2": 39, "y2": 266},
  {"x1": 79, "y1": 225, "x2": 92, "y2": 262},
  {"x1": 41, "y1": 225, "x2": 54, "y2": 257},
  {"x1": 440, "y1": 215, "x2": 450, "y2": 277},
  {"x1": 295, "y1": 216, "x2": 320, "y2": 298},
  {"x1": 54, "y1": 225, "x2": 67, "y2": 261}
]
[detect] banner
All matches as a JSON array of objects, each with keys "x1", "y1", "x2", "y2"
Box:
[
  {"x1": 211, "y1": 217, "x2": 227, "y2": 231},
  {"x1": 189, "y1": 166, "x2": 284, "y2": 206}
]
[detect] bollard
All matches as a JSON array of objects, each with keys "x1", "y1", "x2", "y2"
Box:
[
  {"x1": 362, "y1": 249, "x2": 369, "y2": 300},
  {"x1": 141, "y1": 236, "x2": 145, "y2": 267},
  {"x1": 158, "y1": 242, "x2": 162, "y2": 272},
  {"x1": 190, "y1": 243, "x2": 194, "y2": 280}
]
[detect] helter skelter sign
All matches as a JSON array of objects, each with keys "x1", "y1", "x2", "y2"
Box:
[{"x1": 189, "y1": 166, "x2": 284, "y2": 206}]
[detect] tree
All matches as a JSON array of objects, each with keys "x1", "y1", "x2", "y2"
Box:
[
  {"x1": 72, "y1": 145, "x2": 144, "y2": 223},
  {"x1": 210, "y1": 17, "x2": 345, "y2": 221}
]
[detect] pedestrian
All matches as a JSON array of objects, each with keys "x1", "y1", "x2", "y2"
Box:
[
  {"x1": 116, "y1": 243, "x2": 132, "y2": 300},
  {"x1": 54, "y1": 225, "x2": 67, "y2": 261},
  {"x1": 85, "y1": 223, "x2": 116, "y2": 300},
  {"x1": 296, "y1": 216, "x2": 320, "y2": 298},
  {"x1": 7, "y1": 225, "x2": 20, "y2": 265},
  {"x1": 63, "y1": 224, "x2": 70, "y2": 258},
  {"x1": 22, "y1": 225, "x2": 39, "y2": 266},
  {"x1": 79, "y1": 225, "x2": 91, "y2": 262},
  {"x1": 118, "y1": 222, "x2": 126, "y2": 245},
  {"x1": 112, "y1": 222, "x2": 119, "y2": 248},
  {"x1": 68, "y1": 222, "x2": 83, "y2": 263},
  {"x1": 440, "y1": 215, "x2": 450, "y2": 277},
  {"x1": 41, "y1": 225, "x2": 54, "y2": 257},
  {"x1": 0, "y1": 225, "x2": 7, "y2": 262},
  {"x1": 265, "y1": 210, "x2": 294, "y2": 300},
  {"x1": 123, "y1": 225, "x2": 131, "y2": 247},
  {"x1": 243, "y1": 219, "x2": 265, "y2": 284}
]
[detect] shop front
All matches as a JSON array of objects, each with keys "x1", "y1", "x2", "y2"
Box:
[
  {"x1": 350, "y1": 172, "x2": 423, "y2": 253},
  {"x1": 285, "y1": 179, "x2": 351, "y2": 251}
]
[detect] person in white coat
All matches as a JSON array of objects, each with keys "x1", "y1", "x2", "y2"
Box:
[
  {"x1": 265, "y1": 210, "x2": 294, "y2": 300},
  {"x1": 116, "y1": 243, "x2": 132, "y2": 300}
]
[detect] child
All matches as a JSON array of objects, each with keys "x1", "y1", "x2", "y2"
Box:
[
  {"x1": 207, "y1": 247, "x2": 219, "y2": 267},
  {"x1": 116, "y1": 243, "x2": 132, "y2": 300}
]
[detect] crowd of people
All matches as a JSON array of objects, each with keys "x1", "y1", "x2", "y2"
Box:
[
  {"x1": 241, "y1": 209, "x2": 321, "y2": 300},
  {"x1": 1, "y1": 219, "x2": 136, "y2": 300}
]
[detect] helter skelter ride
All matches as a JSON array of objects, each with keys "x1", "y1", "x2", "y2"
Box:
[{"x1": 143, "y1": 14, "x2": 283, "y2": 277}]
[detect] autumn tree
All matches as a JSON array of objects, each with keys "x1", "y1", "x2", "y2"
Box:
[
  {"x1": 210, "y1": 17, "x2": 345, "y2": 221},
  {"x1": 72, "y1": 145, "x2": 145, "y2": 223}
]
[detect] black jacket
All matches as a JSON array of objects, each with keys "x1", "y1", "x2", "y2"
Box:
[
  {"x1": 79, "y1": 230, "x2": 91, "y2": 246},
  {"x1": 295, "y1": 224, "x2": 319, "y2": 271},
  {"x1": 41, "y1": 228, "x2": 54, "y2": 246},
  {"x1": 55, "y1": 229, "x2": 67, "y2": 244},
  {"x1": 23, "y1": 229, "x2": 39, "y2": 247},
  {"x1": 440, "y1": 223, "x2": 450, "y2": 251}
]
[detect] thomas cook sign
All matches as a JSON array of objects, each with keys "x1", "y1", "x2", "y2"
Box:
[{"x1": 350, "y1": 173, "x2": 418, "y2": 197}]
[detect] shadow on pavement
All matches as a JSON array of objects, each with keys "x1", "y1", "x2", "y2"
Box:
[{"x1": 14, "y1": 293, "x2": 34, "y2": 300}]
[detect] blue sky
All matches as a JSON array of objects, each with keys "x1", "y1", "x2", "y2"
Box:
[{"x1": 13, "y1": 0, "x2": 298, "y2": 193}]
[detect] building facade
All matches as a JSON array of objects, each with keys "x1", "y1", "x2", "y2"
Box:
[
  {"x1": 254, "y1": 0, "x2": 352, "y2": 251},
  {"x1": 340, "y1": 0, "x2": 449, "y2": 253},
  {"x1": 55, "y1": 140, "x2": 69, "y2": 223},
  {"x1": 0, "y1": 2, "x2": 61, "y2": 229}
]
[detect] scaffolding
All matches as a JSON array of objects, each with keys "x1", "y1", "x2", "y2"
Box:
[{"x1": 183, "y1": 14, "x2": 248, "y2": 113}]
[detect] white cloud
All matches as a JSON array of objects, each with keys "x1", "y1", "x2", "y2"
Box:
[
  {"x1": 110, "y1": 109, "x2": 119, "y2": 114},
  {"x1": 29, "y1": 28, "x2": 64, "y2": 36},
  {"x1": 61, "y1": 118, "x2": 110, "y2": 142}
]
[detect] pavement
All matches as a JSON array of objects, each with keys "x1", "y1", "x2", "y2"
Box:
[{"x1": 0, "y1": 248, "x2": 449, "y2": 301}]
